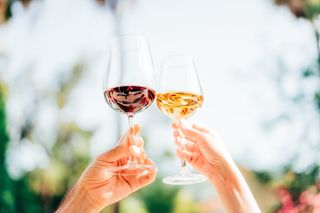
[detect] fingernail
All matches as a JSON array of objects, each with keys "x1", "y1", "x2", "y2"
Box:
[{"x1": 134, "y1": 124, "x2": 140, "y2": 135}]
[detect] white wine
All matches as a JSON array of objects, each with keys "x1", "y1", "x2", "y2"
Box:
[{"x1": 156, "y1": 91, "x2": 203, "y2": 120}]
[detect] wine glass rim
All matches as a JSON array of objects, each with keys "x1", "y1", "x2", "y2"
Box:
[{"x1": 159, "y1": 53, "x2": 203, "y2": 96}]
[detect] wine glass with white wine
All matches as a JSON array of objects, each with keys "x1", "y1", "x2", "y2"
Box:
[{"x1": 156, "y1": 54, "x2": 207, "y2": 185}]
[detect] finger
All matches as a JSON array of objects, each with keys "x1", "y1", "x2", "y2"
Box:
[
  {"x1": 173, "y1": 130, "x2": 180, "y2": 138},
  {"x1": 130, "y1": 135, "x2": 144, "y2": 147},
  {"x1": 125, "y1": 158, "x2": 157, "y2": 190},
  {"x1": 130, "y1": 145, "x2": 147, "y2": 163},
  {"x1": 176, "y1": 147, "x2": 193, "y2": 162},
  {"x1": 129, "y1": 136, "x2": 145, "y2": 163},
  {"x1": 172, "y1": 121, "x2": 179, "y2": 129},
  {"x1": 98, "y1": 141, "x2": 129, "y2": 163},
  {"x1": 129, "y1": 124, "x2": 140, "y2": 135},
  {"x1": 144, "y1": 157, "x2": 155, "y2": 165},
  {"x1": 115, "y1": 124, "x2": 140, "y2": 148},
  {"x1": 137, "y1": 158, "x2": 157, "y2": 185},
  {"x1": 135, "y1": 171, "x2": 157, "y2": 190},
  {"x1": 183, "y1": 139, "x2": 196, "y2": 153},
  {"x1": 174, "y1": 137, "x2": 181, "y2": 146},
  {"x1": 174, "y1": 138, "x2": 196, "y2": 153},
  {"x1": 97, "y1": 124, "x2": 140, "y2": 163},
  {"x1": 137, "y1": 158, "x2": 157, "y2": 176},
  {"x1": 179, "y1": 120, "x2": 207, "y2": 145},
  {"x1": 130, "y1": 145, "x2": 142, "y2": 157},
  {"x1": 138, "y1": 149, "x2": 147, "y2": 163},
  {"x1": 192, "y1": 123, "x2": 211, "y2": 134}
]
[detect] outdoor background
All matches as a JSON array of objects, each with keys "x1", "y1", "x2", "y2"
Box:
[{"x1": 0, "y1": 0, "x2": 320, "y2": 212}]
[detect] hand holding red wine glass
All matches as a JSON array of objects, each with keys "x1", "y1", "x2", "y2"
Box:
[{"x1": 103, "y1": 35, "x2": 157, "y2": 175}]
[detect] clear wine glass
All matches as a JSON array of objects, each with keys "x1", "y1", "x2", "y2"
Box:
[
  {"x1": 103, "y1": 35, "x2": 157, "y2": 175},
  {"x1": 156, "y1": 54, "x2": 207, "y2": 185}
]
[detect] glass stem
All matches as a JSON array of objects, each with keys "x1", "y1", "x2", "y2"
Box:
[
  {"x1": 178, "y1": 119, "x2": 187, "y2": 173},
  {"x1": 127, "y1": 113, "x2": 136, "y2": 165},
  {"x1": 180, "y1": 137, "x2": 187, "y2": 172},
  {"x1": 128, "y1": 114, "x2": 133, "y2": 129},
  {"x1": 181, "y1": 159, "x2": 187, "y2": 170}
]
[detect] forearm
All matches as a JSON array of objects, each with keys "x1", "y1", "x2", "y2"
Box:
[
  {"x1": 56, "y1": 184, "x2": 102, "y2": 213},
  {"x1": 209, "y1": 159, "x2": 261, "y2": 213}
]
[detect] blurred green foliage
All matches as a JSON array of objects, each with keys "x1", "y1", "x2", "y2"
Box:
[
  {"x1": 5, "y1": 0, "x2": 13, "y2": 20},
  {"x1": 138, "y1": 179, "x2": 179, "y2": 213},
  {"x1": 0, "y1": 82, "x2": 15, "y2": 213},
  {"x1": 0, "y1": 63, "x2": 92, "y2": 212},
  {"x1": 255, "y1": 171, "x2": 273, "y2": 185},
  {"x1": 286, "y1": 166, "x2": 319, "y2": 201},
  {"x1": 315, "y1": 90, "x2": 320, "y2": 111},
  {"x1": 173, "y1": 189, "x2": 203, "y2": 213},
  {"x1": 0, "y1": 83, "x2": 43, "y2": 213},
  {"x1": 305, "y1": 2, "x2": 320, "y2": 19},
  {"x1": 0, "y1": 83, "x2": 14, "y2": 212},
  {"x1": 255, "y1": 166, "x2": 320, "y2": 201}
]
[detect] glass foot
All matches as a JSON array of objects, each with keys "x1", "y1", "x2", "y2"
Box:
[
  {"x1": 162, "y1": 170, "x2": 207, "y2": 185},
  {"x1": 108, "y1": 163, "x2": 158, "y2": 176}
]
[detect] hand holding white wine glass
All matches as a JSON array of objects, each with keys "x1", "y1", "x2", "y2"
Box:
[
  {"x1": 156, "y1": 54, "x2": 207, "y2": 185},
  {"x1": 103, "y1": 35, "x2": 157, "y2": 175}
]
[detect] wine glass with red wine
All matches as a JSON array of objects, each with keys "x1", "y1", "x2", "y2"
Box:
[{"x1": 103, "y1": 35, "x2": 157, "y2": 175}]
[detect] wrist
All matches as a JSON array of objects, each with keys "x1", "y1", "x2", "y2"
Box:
[
  {"x1": 207, "y1": 156, "x2": 240, "y2": 186},
  {"x1": 56, "y1": 184, "x2": 102, "y2": 213},
  {"x1": 206, "y1": 157, "x2": 262, "y2": 213}
]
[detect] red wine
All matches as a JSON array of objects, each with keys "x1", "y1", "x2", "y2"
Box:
[{"x1": 104, "y1": 85, "x2": 156, "y2": 115}]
